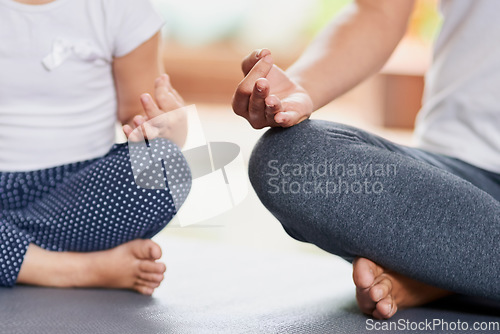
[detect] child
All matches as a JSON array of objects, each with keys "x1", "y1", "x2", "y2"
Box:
[{"x1": 0, "y1": 0, "x2": 190, "y2": 295}]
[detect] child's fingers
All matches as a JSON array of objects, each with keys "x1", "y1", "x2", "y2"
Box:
[
  {"x1": 157, "y1": 74, "x2": 184, "y2": 106},
  {"x1": 158, "y1": 91, "x2": 182, "y2": 112},
  {"x1": 133, "y1": 115, "x2": 146, "y2": 127},
  {"x1": 124, "y1": 124, "x2": 144, "y2": 142},
  {"x1": 123, "y1": 124, "x2": 133, "y2": 138},
  {"x1": 159, "y1": 73, "x2": 173, "y2": 90},
  {"x1": 141, "y1": 122, "x2": 160, "y2": 140},
  {"x1": 155, "y1": 78, "x2": 183, "y2": 112},
  {"x1": 140, "y1": 94, "x2": 162, "y2": 120}
]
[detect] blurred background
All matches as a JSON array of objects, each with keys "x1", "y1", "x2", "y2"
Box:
[
  {"x1": 150, "y1": 0, "x2": 442, "y2": 255},
  {"x1": 154, "y1": 0, "x2": 440, "y2": 127}
]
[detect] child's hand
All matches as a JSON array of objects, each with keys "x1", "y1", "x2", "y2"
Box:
[{"x1": 123, "y1": 74, "x2": 188, "y2": 148}]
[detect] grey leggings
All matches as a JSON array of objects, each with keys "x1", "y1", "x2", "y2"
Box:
[{"x1": 249, "y1": 120, "x2": 500, "y2": 300}]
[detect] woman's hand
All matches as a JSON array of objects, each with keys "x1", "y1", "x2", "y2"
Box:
[
  {"x1": 123, "y1": 74, "x2": 188, "y2": 148},
  {"x1": 232, "y1": 49, "x2": 314, "y2": 129}
]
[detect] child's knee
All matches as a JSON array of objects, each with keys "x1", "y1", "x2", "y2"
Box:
[
  {"x1": 126, "y1": 138, "x2": 192, "y2": 202},
  {"x1": 99, "y1": 139, "x2": 192, "y2": 226}
]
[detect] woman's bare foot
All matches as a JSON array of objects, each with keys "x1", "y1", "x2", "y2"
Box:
[
  {"x1": 352, "y1": 257, "x2": 452, "y2": 319},
  {"x1": 17, "y1": 239, "x2": 166, "y2": 295}
]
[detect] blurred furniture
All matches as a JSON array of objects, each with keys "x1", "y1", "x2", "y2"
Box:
[
  {"x1": 163, "y1": 38, "x2": 431, "y2": 129},
  {"x1": 350, "y1": 38, "x2": 431, "y2": 128},
  {"x1": 163, "y1": 42, "x2": 247, "y2": 105}
]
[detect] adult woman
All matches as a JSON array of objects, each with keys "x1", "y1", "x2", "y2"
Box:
[{"x1": 233, "y1": 0, "x2": 500, "y2": 319}]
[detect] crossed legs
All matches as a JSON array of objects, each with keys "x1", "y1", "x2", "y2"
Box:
[
  {"x1": 1, "y1": 140, "x2": 191, "y2": 294},
  {"x1": 249, "y1": 120, "x2": 500, "y2": 318}
]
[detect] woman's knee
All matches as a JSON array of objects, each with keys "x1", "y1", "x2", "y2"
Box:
[
  {"x1": 248, "y1": 121, "x2": 326, "y2": 234},
  {"x1": 248, "y1": 120, "x2": 358, "y2": 206},
  {"x1": 247, "y1": 120, "x2": 370, "y2": 249},
  {"x1": 248, "y1": 125, "x2": 300, "y2": 211}
]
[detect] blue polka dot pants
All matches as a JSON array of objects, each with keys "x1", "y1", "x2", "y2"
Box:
[{"x1": 0, "y1": 140, "x2": 191, "y2": 287}]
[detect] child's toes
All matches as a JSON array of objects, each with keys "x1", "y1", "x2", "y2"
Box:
[
  {"x1": 140, "y1": 260, "x2": 167, "y2": 274},
  {"x1": 136, "y1": 278, "x2": 162, "y2": 289},
  {"x1": 138, "y1": 272, "x2": 164, "y2": 284},
  {"x1": 134, "y1": 284, "x2": 155, "y2": 296}
]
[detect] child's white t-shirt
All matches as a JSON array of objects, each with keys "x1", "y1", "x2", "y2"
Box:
[{"x1": 0, "y1": 0, "x2": 164, "y2": 171}]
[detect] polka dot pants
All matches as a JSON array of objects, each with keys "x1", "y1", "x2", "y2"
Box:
[{"x1": 0, "y1": 140, "x2": 191, "y2": 287}]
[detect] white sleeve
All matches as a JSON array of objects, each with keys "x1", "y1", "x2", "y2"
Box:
[{"x1": 106, "y1": 0, "x2": 165, "y2": 58}]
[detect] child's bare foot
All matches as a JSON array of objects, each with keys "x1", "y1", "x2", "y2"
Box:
[
  {"x1": 18, "y1": 239, "x2": 166, "y2": 295},
  {"x1": 352, "y1": 257, "x2": 452, "y2": 319},
  {"x1": 78, "y1": 239, "x2": 166, "y2": 295}
]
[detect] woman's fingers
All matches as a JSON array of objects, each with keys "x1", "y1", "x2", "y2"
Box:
[
  {"x1": 274, "y1": 110, "x2": 302, "y2": 128},
  {"x1": 233, "y1": 54, "x2": 274, "y2": 124},
  {"x1": 264, "y1": 95, "x2": 283, "y2": 127},
  {"x1": 273, "y1": 92, "x2": 314, "y2": 127},
  {"x1": 248, "y1": 78, "x2": 270, "y2": 129},
  {"x1": 241, "y1": 48, "x2": 271, "y2": 75}
]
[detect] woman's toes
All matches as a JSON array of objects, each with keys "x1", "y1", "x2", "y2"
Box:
[
  {"x1": 353, "y1": 258, "x2": 381, "y2": 289},
  {"x1": 356, "y1": 287, "x2": 377, "y2": 315},
  {"x1": 353, "y1": 258, "x2": 389, "y2": 316},
  {"x1": 139, "y1": 260, "x2": 167, "y2": 274},
  {"x1": 369, "y1": 276, "x2": 392, "y2": 302},
  {"x1": 374, "y1": 296, "x2": 397, "y2": 319}
]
